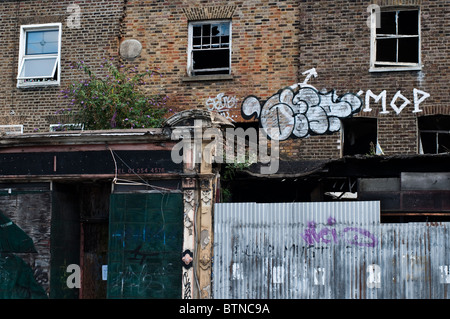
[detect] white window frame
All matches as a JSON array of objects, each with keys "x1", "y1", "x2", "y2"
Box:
[
  {"x1": 49, "y1": 123, "x2": 84, "y2": 132},
  {"x1": 369, "y1": 7, "x2": 421, "y2": 72},
  {"x1": 0, "y1": 125, "x2": 23, "y2": 135},
  {"x1": 187, "y1": 20, "x2": 232, "y2": 77},
  {"x1": 17, "y1": 23, "x2": 62, "y2": 88}
]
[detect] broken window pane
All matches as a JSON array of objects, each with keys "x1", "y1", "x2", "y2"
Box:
[
  {"x1": 373, "y1": 9, "x2": 420, "y2": 68},
  {"x1": 193, "y1": 36, "x2": 201, "y2": 48},
  {"x1": 378, "y1": 11, "x2": 396, "y2": 35},
  {"x1": 212, "y1": 36, "x2": 220, "y2": 47},
  {"x1": 419, "y1": 115, "x2": 450, "y2": 131},
  {"x1": 221, "y1": 36, "x2": 230, "y2": 46},
  {"x1": 398, "y1": 37, "x2": 419, "y2": 63},
  {"x1": 376, "y1": 38, "x2": 397, "y2": 62},
  {"x1": 202, "y1": 24, "x2": 210, "y2": 37},
  {"x1": 420, "y1": 132, "x2": 437, "y2": 154},
  {"x1": 419, "y1": 116, "x2": 450, "y2": 154},
  {"x1": 193, "y1": 25, "x2": 201, "y2": 37},
  {"x1": 212, "y1": 24, "x2": 220, "y2": 36},
  {"x1": 189, "y1": 21, "x2": 231, "y2": 76},
  {"x1": 192, "y1": 49, "x2": 230, "y2": 75},
  {"x1": 398, "y1": 10, "x2": 418, "y2": 35},
  {"x1": 438, "y1": 134, "x2": 450, "y2": 153}
]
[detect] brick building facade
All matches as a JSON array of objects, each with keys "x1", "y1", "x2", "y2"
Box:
[
  {"x1": 118, "y1": 0, "x2": 450, "y2": 221},
  {"x1": 3, "y1": 0, "x2": 447, "y2": 159},
  {"x1": 0, "y1": 0, "x2": 123, "y2": 133},
  {"x1": 117, "y1": 0, "x2": 448, "y2": 161},
  {"x1": 119, "y1": 0, "x2": 300, "y2": 124},
  {"x1": 0, "y1": 0, "x2": 449, "y2": 299},
  {"x1": 293, "y1": 0, "x2": 449, "y2": 159}
]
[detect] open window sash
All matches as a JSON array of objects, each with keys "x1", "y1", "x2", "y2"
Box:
[{"x1": 17, "y1": 55, "x2": 58, "y2": 80}]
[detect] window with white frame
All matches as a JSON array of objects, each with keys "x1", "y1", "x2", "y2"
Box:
[
  {"x1": 0, "y1": 125, "x2": 23, "y2": 135},
  {"x1": 49, "y1": 123, "x2": 84, "y2": 132},
  {"x1": 370, "y1": 8, "x2": 421, "y2": 72},
  {"x1": 17, "y1": 23, "x2": 62, "y2": 87},
  {"x1": 418, "y1": 115, "x2": 450, "y2": 154},
  {"x1": 188, "y1": 20, "x2": 231, "y2": 76}
]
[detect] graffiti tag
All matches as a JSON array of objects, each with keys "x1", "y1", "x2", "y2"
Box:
[
  {"x1": 301, "y1": 217, "x2": 378, "y2": 248},
  {"x1": 109, "y1": 263, "x2": 163, "y2": 295},
  {"x1": 128, "y1": 243, "x2": 162, "y2": 265},
  {"x1": 206, "y1": 93, "x2": 238, "y2": 122},
  {"x1": 360, "y1": 89, "x2": 430, "y2": 115},
  {"x1": 241, "y1": 69, "x2": 431, "y2": 141},
  {"x1": 241, "y1": 85, "x2": 362, "y2": 141}
]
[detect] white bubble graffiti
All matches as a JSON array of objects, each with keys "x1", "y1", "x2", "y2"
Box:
[
  {"x1": 241, "y1": 85, "x2": 362, "y2": 141},
  {"x1": 241, "y1": 68, "x2": 430, "y2": 141}
]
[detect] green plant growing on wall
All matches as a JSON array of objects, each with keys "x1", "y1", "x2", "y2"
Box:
[
  {"x1": 366, "y1": 141, "x2": 377, "y2": 156},
  {"x1": 59, "y1": 59, "x2": 170, "y2": 130},
  {"x1": 220, "y1": 151, "x2": 257, "y2": 202}
]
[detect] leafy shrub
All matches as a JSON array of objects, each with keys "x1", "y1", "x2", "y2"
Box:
[{"x1": 59, "y1": 59, "x2": 169, "y2": 130}]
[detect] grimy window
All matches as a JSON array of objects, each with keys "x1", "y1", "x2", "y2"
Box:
[
  {"x1": 341, "y1": 118, "x2": 378, "y2": 156},
  {"x1": 371, "y1": 8, "x2": 420, "y2": 71},
  {"x1": 419, "y1": 115, "x2": 450, "y2": 154},
  {"x1": 188, "y1": 20, "x2": 231, "y2": 76}
]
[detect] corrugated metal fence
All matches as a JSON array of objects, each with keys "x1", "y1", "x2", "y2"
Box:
[{"x1": 213, "y1": 202, "x2": 450, "y2": 299}]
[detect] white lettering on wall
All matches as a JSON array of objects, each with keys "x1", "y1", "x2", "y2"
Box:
[{"x1": 360, "y1": 88, "x2": 430, "y2": 115}]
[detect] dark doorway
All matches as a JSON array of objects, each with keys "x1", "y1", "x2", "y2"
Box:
[
  {"x1": 51, "y1": 181, "x2": 110, "y2": 299},
  {"x1": 342, "y1": 118, "x2": 378, "y2": 156}
]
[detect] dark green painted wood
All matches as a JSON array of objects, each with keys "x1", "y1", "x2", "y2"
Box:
[{"x1": 107, "y1": 192, "x2": 183, "y2": 299}]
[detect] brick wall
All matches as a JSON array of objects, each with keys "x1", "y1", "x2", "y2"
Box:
[
  {"x1": 0, "y1": 0, "x2": 124, "y2": 133},
  {"x1": 1, "y1": 0, "x2": 448, "y2": 159},
  {"x1": 120, "y1": 0, "x2": 449, "y2": 161},
  {"x1": 292, "y1": 0, "x2": 449, "y2": 160},
  {"x1": 119, "y1": 0, "x2": 300, "y2": 124}
]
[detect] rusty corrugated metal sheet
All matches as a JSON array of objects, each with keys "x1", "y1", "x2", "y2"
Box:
[{"x1": 212, "y1": 201, "x2": 450, "y2": 299}]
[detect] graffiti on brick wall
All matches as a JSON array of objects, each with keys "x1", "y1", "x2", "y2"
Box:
[
  {"x1": 206, "y1": 93, "x2": 238, "y2": 122},
  {"x1": 241, "y1": 69, "x2": 431, "y2": 141},
  {"x1": 241, "y1": 69, "x2": 362, "y2": 141},
  {"x1": 359, "y1": 89, "x2": 430, "y2": 115}
]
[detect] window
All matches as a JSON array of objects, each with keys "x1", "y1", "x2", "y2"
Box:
[
  {"x1": 418, "y1": 115, "x2": 450, "y2": 154},
  {"x1": 341, "y1": 118, "x2": 378, "y2": 156},
  {"x1": 370, "y1": 8, "x2": 420, "y2": 72},
  {"x1": 0, "y1": 125, "x2": 23, "y2": 135},
  {"x1": 188, "y1": 20, "x2": 231, "y2": 76},
  {"x1": 17, "y1": 23, "x2": 62, "y2": 87},
  {"x1": 49, "y1": 123, "x2": 84, "y2": 132}
]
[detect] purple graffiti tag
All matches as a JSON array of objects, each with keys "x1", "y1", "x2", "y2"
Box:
[
  {"x1": 327, "y1": 216, "x2": 336, "y2": 226},
  {"x1": 342, "y1": 227, "x2": 378, "y2": 248},
  {"x1": 300, "y1": 221, "x2": 320, "y2": 245},
  {"x1": 300, "y1": 217, "x2": 378, "y2": 248}
]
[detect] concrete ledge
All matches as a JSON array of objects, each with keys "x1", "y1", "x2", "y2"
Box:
[{"x1": 181, "y1": 74, "x2": 234, "y2": 82}]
